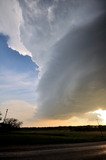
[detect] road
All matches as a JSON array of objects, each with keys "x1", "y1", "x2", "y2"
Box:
[{"x1": 0, "y1": 141, "x2": 106, "y2": 160}]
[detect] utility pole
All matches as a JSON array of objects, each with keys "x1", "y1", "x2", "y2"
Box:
[{"x1": 3, "y1": 109, "x2": 8, "y2": 123}]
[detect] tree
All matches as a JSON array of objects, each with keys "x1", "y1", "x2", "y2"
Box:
[{"x1": 4, "y1": 118, "x2": 23, "y2": 128}]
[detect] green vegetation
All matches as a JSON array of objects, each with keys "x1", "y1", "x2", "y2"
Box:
[{"x1": 0, "y1": 126, "x2": 106, "y2": 145}]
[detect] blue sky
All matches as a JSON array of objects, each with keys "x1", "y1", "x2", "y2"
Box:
[{"x1": 0, "y1": 34, "x2": 38, "y2": 104}]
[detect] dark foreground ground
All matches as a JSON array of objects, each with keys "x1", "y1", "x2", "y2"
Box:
[
  {"x1": 0, "y1": 127, "x2": 106, "y2": 159},
  {"x1": 0, "y1": 126, "x2": 106, "y2": 145},
  {"x1": 0, "y1": 141, "x2": 106, "y2": 160}
]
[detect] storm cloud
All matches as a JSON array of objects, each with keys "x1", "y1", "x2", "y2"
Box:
[
  {"x1": 0, "y1": 0, "x2": 105, "y2": 121},
  {"x1": 36, "y1": 13, "x2": 106, "y2": 119},
  {"x1": 18, "y1": 0, "x2": 106, "y2": 119}
]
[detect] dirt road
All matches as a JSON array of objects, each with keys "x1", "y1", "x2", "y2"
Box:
[{"x1": 0, "y1": 141, "x2": 106, "y2": 160}]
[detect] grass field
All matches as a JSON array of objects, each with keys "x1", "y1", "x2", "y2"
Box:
[{"x1": 0, "y1": 127, "x2": 106, "y2": 145}]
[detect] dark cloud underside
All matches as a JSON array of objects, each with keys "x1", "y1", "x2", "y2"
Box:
[
  {"x1": 18, "y1": 0, "x2": 106, "y2": 119},
  {"x1": 37, "y1": 12, "x2": 106, "y2": 119}
]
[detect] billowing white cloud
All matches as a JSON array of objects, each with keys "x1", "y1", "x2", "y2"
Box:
[
  {"x1": 19, "y1": 0, "x2": 104, "y2": 67},
  {"x1": 0, "y1": 0, "x2": 31, "y2": 56}
]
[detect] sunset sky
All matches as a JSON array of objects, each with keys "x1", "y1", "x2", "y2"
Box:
[{"x1": 0, "y1": 0, "x2": 105, "y2": 127}]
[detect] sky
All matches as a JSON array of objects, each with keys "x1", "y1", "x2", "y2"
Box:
[{"x1": 0, "y1": 0, "x2": 106, "y2": 127}]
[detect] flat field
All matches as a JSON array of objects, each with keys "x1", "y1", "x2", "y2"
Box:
[{"x1": 0, "y1": 127, "x2": 106, "y2": 145}]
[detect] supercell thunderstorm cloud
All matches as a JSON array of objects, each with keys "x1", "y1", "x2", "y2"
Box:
[{"x1": 0, "y1": 0, "x2": 106, "y2": 125}]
